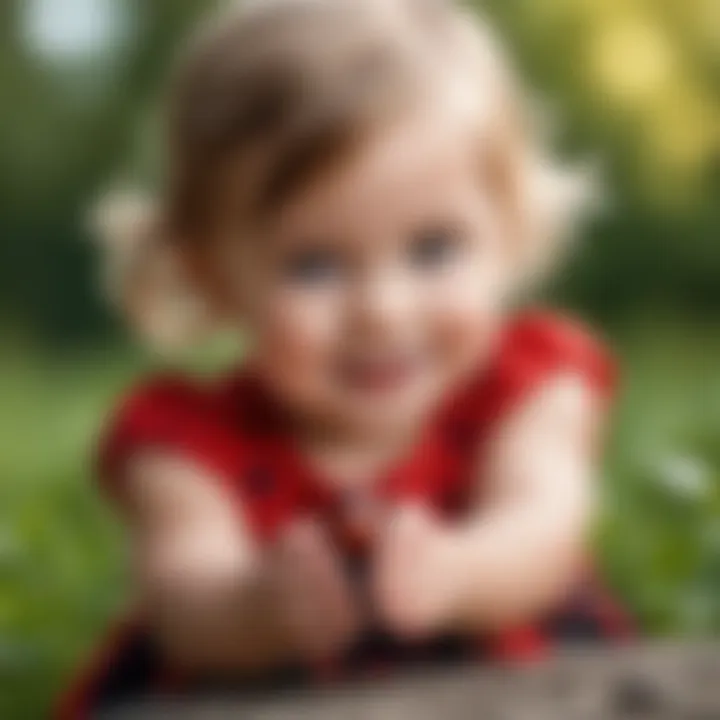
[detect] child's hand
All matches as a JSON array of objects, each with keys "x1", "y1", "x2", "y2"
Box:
[
  {"x1": 371, "y1": 504, "x2": 462, "y2": 640},
  {"x1": 269, "y1": 519, "x2": 363, "y2": 663}
]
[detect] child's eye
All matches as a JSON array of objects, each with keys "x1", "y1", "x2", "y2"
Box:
[
  {"x1": 282, "y1": 247, "x2": 344, "y2": 285},
  {"x1": 408, "y1": 225, "x2": 464, "y2": 270}
]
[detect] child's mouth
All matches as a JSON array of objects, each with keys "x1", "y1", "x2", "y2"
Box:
[{"x1": 339, "y1": 354, "x2": 423, "y2": 394}]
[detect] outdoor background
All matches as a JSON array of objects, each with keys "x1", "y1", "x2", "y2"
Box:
[{"x1": 0, "y1": 0, "x2": 718, "y2": 716}]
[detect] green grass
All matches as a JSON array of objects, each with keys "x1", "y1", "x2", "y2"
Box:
[
  {"x1": 601, "y1": 321, "x2": 720, "y2": 635},
  {"x1": 0, "y1": 346, "x2": 136, "y2": 719},
  {"x1": 0, "y1": 323, "x2": 718, "y2": 717}
]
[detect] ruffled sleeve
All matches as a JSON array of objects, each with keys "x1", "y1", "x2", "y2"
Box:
[
  {"x1": 96, "y1": 374, "x2": 243, "y2": 504},
  {"x1": 488, "y1": 310, "x2": 617, "y2": 414},
  {"x1": 446, "y1": 311, "x2": 618, "y2": 452}
]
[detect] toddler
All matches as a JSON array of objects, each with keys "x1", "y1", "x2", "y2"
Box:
[{"x1": 59, "y1": 0, "x2": 632, "y2": 716}]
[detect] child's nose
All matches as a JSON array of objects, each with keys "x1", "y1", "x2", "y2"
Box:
[{"x1": 351, "y1": 272, "x2": 416, "y2": 338}]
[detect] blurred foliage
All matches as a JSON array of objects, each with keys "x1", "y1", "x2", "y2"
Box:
[
  {"x1": 481, "y1": 0, "x2": 720, "y2": 324},
  {"x1": 0, "y1": 0, "x2": 718, "y2": 717}
]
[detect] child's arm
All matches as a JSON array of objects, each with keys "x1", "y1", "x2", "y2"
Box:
[
  {"x1": 374, "y1": 372, "x2": 599, "y2": 638},
  {"x1": 123, "y1": 452, "x2": 360, "y2": 675},
  {"x1": 450, "y1": 371, "x2": 598, "y2": 629}
]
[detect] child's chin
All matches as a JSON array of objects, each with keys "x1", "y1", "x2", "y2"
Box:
[{"x1": 344, "y1": 387, "x2": 434, "y2": 428}]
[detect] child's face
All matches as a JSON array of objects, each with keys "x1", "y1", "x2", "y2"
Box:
[{"x1": 219, "y1": 109, "x2": 515, "y2": 436}]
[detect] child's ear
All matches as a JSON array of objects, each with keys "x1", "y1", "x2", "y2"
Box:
[
  {"x1": 92, "y1": 190, "x2": 218, "y2": 352},
  {"x1": 507, "y1": 153, "x2": 600, "y2": 301}
]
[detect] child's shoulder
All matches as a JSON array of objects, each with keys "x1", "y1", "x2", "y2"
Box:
[
  {"x1": 97, "y1": 368, "x2": 257, "y2": 495},
  {"x1": 487, "y1": 309, "x2": 614, "y2": 391},
  {"x1": 497, "y1": 308, "x2": 617, "y2": 394},
  {"x1": 105, "y1": 365, "x2": 263, "y2": 424},
  {"x1": 448, "y1": 309, "x2": 617, "y2": 434},
  {"x1": 494, "y1": 308, "x2": 617, "y2": 406},
  {"x1": 103, "y1": 369, "x2": 242, "y2": 436}
]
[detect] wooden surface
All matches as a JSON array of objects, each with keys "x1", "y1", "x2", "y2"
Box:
[{"x1": 101, "y1": 643, "x2": 720, "y2": 719}]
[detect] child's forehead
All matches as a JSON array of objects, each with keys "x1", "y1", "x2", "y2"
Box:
[
  {"x1": 335, "y1": 106, "x2": 485, "y2": 188},
  {"x1": 265, "y1": 106, "x2": 491, "y2": 234}
]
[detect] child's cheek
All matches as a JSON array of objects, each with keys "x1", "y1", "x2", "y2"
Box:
[
  {"x1": 252, "y1": 289, "x2": 345, "y2": 404},
  {"x1": 429, "y1": 259, "x2": 507, "y2": 379}
]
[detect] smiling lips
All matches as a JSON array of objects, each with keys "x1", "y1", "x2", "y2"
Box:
[{"x1": 338, "y1": 353, "x2": 424, "y2": 394}]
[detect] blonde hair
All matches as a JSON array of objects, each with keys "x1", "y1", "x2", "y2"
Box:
[{"x1": 95, "y1": 0, "x2": 593, "y2": 349}]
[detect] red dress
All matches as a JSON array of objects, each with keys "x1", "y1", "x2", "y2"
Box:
[{"x1": 56, "y1": 311, "x2": 634, "y2": 718}]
